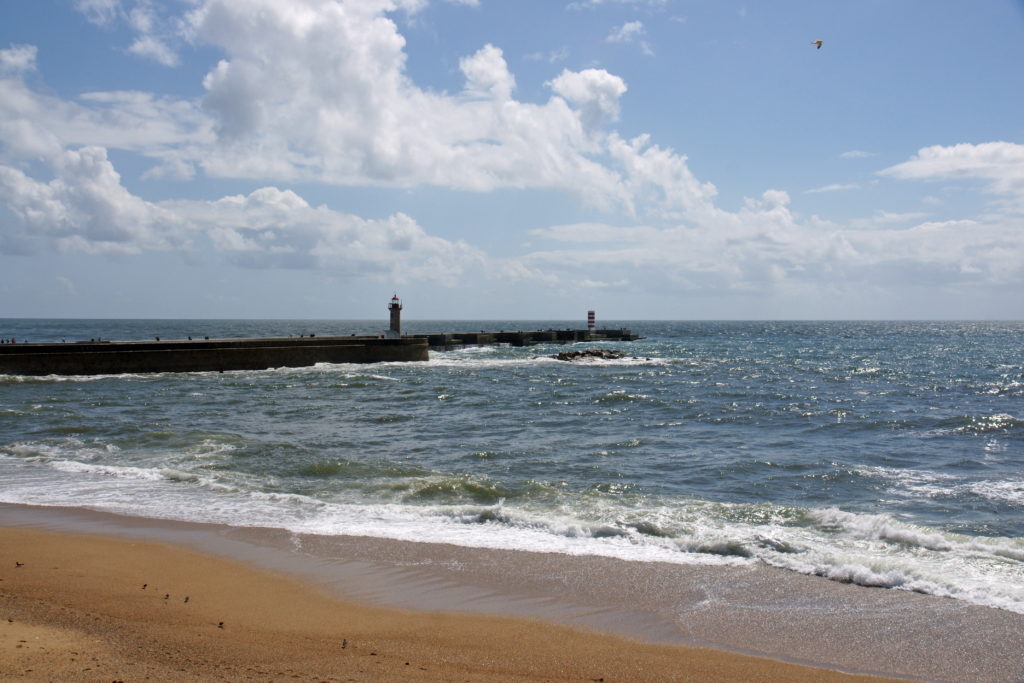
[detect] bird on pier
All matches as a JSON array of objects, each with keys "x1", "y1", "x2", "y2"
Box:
[{"x1": 811, "y1": 39, "x2": 823, "y2": 49}]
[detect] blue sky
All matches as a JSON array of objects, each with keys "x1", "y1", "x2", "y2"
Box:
[{"x1": 1, "y1": 0, "x2": 1022, "y2": 320}]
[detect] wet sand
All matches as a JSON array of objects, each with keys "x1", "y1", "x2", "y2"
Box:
[{"x1": 2, "y1": 504, "x2": 1022, "y2": 681}]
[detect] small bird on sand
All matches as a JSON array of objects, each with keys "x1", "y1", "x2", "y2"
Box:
[
  {"x1": 141, "y1": 584, "x2": 147, "y2": 590},
  {"x1": 183, "y1": 596, "x2": 189, "y2": 603},
  {"x1": 811, "y1": 39, "x2": 823, "y2": 49},
  {"x1": 163, "y1": 593, "x2": 170, "y2": 600},
  {"x1": 14, "y1": 562, "x2": 23, "y2": 568},
  {"x1": 218, "y1": 621, "x2": 224, "y2": 629}
]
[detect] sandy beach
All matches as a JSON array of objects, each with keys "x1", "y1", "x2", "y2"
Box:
[{"x1": 0, "y1": 516, "x2": 899, "y2": 682}]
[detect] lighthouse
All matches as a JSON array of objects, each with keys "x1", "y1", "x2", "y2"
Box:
[{"x1": 388, "y1": 294, "x2": 403, "y2": 336}]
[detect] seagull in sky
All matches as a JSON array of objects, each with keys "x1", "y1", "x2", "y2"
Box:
[{"x1": 811, "y1": 40, "x2": 823, "y2": 49}]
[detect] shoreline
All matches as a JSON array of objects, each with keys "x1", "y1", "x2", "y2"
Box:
[
  {"x1": 3, "y1": 504, "x2": 1023, "y2": 681},
  {"x1": 1, "y1": 505, "x2": 896, "y2": 683}
]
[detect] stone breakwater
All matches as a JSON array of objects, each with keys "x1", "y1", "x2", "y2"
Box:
[
  {"x1": 0, "y1": 327, "x2": 641, "y2": 375},
  {"x1": 412, "y1": 328, "x2": 640, "y2": 350},
  {"x1": 0, "y1": 336, "x2": 428, "y2": 376}
]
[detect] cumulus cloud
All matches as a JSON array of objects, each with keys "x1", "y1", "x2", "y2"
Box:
[
  {"x1": 460, "y1": 44, "x2": 515, "y2": 100},
  {"x1": 2, "y1": 2, "x2": 703, "y2": 218},
  {"x1": 164, "y1": 187, "x2": 482, "y2": 282},
  {"x1": 0, "y1": 146, "x2": 187, "y2": 254},
  {"x1": 0, "y1": 142, "x2": 481, "y2": 282},
  {"x1": 548, "y1": 68, "x2": 627, "y2": 128}
]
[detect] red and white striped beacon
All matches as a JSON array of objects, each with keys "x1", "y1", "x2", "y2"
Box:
[{"x1": 587, "y1": 310, "x2": 596, "y2": 331}]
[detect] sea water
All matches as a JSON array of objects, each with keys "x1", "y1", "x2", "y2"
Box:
[{"x1": 1, "y1": 319, "x2": 1022, "y2": 614}]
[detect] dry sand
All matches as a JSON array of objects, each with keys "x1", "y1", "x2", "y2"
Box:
[{"x1": 0, "y1": 526, "x2": 896, "y2": 682}]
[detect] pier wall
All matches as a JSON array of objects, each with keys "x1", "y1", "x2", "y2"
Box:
[
  {"x1": 410, "y1": 328, "x2": 639, "y2": 349},
  {"x1": 0, "y1": 337, "x2": 428, "y2": 376},
  {"x1": 0, "y1": 327, "x2": 639, "y2": 375}
]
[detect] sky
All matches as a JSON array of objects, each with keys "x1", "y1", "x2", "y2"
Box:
[{"x1": 1, "y1": 0, "x2": 1023, "y2": 321}]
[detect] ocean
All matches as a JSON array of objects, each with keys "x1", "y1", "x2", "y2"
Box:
[{"x1": 2, "y1": 319, "x2": 1022, "y2": 616}]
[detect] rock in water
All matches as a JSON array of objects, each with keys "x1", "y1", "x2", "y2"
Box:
[{"x1": 550, "y1": 348, "x2": 626, "y2": 362}]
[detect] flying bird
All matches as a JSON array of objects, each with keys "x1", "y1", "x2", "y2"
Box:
[{"x1": 811, "y1": 40, "x2": 823, "y2": 49}]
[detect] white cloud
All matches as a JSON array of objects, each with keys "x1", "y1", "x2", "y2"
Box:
[
  {"x1": 605, "y1": 133, "x2": 718, "y2": 219},
  {"x1": 882, "y1": 142, "x2": 1024, "y2": 219},
  {"x1": 0, "y1": 146, "x2": 187, "y2": 254},
  {"x1": 569, "y1": 0, "x2": 667, "y2": 8},
  {"x1": 607, "y1": 21, "x2": 645, "y2": 43},
  {"x1": 74, "y1": 0, "x2": 123, "y2": 25},
  {"x1": 525, "y1": 47, "x2": 569, "y2": 64},
  {"x1": 0, "y1": 64, "x2": 211, "y2": 164},
  {"x1": 849, "y1": 211, "x2": 929, "y2": 230},
  {"x1": 74, "y1": 0, "x2": 183, "y2": 66},
  {"x1": 6, "y1": 1, "x2": 1023, "y2": 309},
  {"x1": 0, "y1": 144, "x2": 482, "y2": 282},
  {"x1": 806, "y1": 183, "x2": 859, "y2": 194},
  {"x1": 606, "y1": 21, "x2": 654, "y2": 55},
  {"x1": 128, "y1": 35, "x2": 180, "y2": 68},
  {"x1": 548, "y1": 68, "x2": 627, "y2": 128},
  {"x1": 840, "y1": 150, "x2": 874, "y2": 159},
  {"x1": 184, "y1": 0, "x2": 636, "y2": 202},
  {"x1": 881, "y1": 142, "x2": 1024, "y2": 196},
  {"x1": 0, "y1": 45, "x2": 38, "y2": 74},
  {"x1": 166, "y1": 187, "x2": 483, "y2": 282},
  {"x1": 2, "y1": 2, "x2": 708, "y2": 219},
  {"x1": 511, "y1": 204, "x2": 1024, "y2": 299},
  {"x1": 460, "y1": 44, "x2": 515, "y2": 100}
]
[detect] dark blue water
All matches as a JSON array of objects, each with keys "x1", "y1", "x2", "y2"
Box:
[{"x1": 1, "y1": 319, "x2": 1022, "y2": 612}]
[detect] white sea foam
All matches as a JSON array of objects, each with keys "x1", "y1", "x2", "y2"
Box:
[
  {"x1": 49, "y1": 460, "x2": 167, "y2": 481},
  {"x1": 2, "y1": 457, "x2": 1023, "y2": 613}
]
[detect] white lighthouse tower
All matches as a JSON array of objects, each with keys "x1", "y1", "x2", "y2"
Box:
[{"x1": 387, "y1": 294, "x2": 403, "y2": 337}]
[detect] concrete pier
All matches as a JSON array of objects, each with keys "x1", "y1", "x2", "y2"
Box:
[
  {"x1": 0, "y1": 326, "x2": 640, "y2": 375},
  {"x1": 409, "y1": 328, "x2": 640, "y2": 350},
  {"x1": 0, "y1": 336, "x2": 428, "y2": 376}
]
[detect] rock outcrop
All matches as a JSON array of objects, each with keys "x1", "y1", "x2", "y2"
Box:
[{"x1": 549, "y1": 348, "x2": 626, "y2": 362}]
